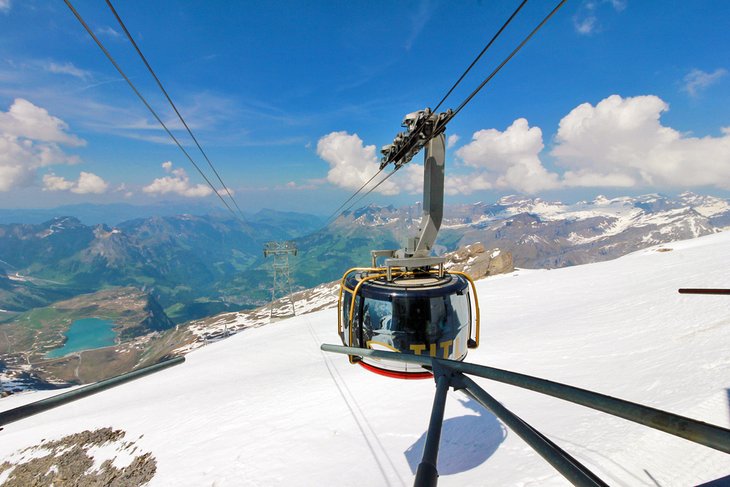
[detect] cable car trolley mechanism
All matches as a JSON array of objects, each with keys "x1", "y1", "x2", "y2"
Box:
[{"x1": 337, "y1": 109, "x2": 480, "y2": 379}]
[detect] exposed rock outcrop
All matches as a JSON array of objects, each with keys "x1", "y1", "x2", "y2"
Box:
[{"x1": 444, "y1": 242, "x2": 514, "y2": 280}]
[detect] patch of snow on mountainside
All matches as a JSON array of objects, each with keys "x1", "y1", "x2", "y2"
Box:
[
  {"x1": 680, "y1": 192, "x2": 730, "y2": 218},
  {"x1": 1, "y1": 232, "x2": 729, "y2": 486}
]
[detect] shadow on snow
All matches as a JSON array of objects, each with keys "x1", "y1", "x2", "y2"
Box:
[{"x1": 404, "y1": 397, "x2": 507, "y2": 476}]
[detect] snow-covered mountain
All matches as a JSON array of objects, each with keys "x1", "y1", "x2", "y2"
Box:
[
  {"x1": 1, "y1": 231, "x2": 729, "y2": 485},
  {"x1": 335, "y1": 192, "x2": 730, "y2": 269}
]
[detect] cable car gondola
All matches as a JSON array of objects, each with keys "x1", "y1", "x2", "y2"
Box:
[{"x1": 337, "y1": 110, "x2": 480, "y2": 378}]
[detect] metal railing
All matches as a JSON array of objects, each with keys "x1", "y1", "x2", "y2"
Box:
[
  {"x1": 0, "y1": 356, "x2": 185, "y2": 428},
  {"x1": 321, "y1": 344, "x2": 730, "y2": 487}
]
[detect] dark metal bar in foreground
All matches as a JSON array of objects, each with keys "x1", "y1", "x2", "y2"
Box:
[
  {"x1": 678, "y1": 288, "x2": 730, "y2": 295},
  {"x1": 321, "y1": 344, "x2": 730, "y2": 454},
  {"x1": 0, "y1": 356, "x2": 185, "y2": 427},
  {"x1": 460, "y1": 376, "x2": 607, "y2": 487},
  {"x1": 414, "y1": 374, "x2": 450, "y2": 487}
]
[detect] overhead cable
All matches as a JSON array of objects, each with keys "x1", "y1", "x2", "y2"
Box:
[
  {"x1": 337, "y1": 166, "x2": 401, "y2": 218},
  {"x1": 323, "y1": 168, "x2": 384, "y2": 226},
  {"x1": 105, "y1": 0, "x2": 246, "y2": 222},
  {"x1": 433, "y1": 0, "x2": 529, "y2": 112},
  {"x1": 63, "y1": 0, "x2": 241, "y2": 221},
  {"x1": 452, "y1": 0, "x2": 567, "y2": 118}
]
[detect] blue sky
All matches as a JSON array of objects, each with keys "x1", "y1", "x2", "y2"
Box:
[{"x1": 0, "y1": 0, "x2": 728, "y2": 215}]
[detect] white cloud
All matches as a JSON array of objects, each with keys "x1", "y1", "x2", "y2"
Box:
[
  {"x1": 445, "y1": 173, "x2": 492, "y2": 196},
  {"x1": 392, "y1": 162, "x2": 425, "y2": 195},
  {"x1": 573, "y1": 0, "x2": 598, "y2": 35},
  {"x1": 552, "y1": 94, "x2": 730, "y2": 189},
  {"x1": 0, "y1": 0, "x2": 10, "y2": 13},
  {"x1": 683, "y1": 68, "x2": 727, "y2": 97},
  {"x1": 273, "y1": 180, "x2": 322, "y2": 191},
  {"x1": 0, "y1": 98, "x2": 85, "y2": 146},
  {"x1": 574, "y1": 15, "x2": 597, "y2": 35},
  {"x1": 319, "y1": 94, "x2": 730, "y2": 197},
  {"x1": 42, "y1": 173, "x2": 75, "y2": 191},
  {"x1": 43, "y1": 171, "x2": 108, "y2": 194},
  {"x1": 115, "y1": 183, "x2": 134, "y2": 198},
  {"x1": 143, "y1": 161, "x2": 213, "y2": 197},
  {"x1": 446, "y1": 134, "x2": 460, "y2": 149},
  {"x1": 0, "y1": 99, "x2": 84, "y2": 192},
  {"x1": 317, "y1": 131, "x2": 399, "y2": 195},
  {"x1": 46, "y1": 62, "x2": 91, "y2": 80},
  {"x1": 573, "y1": 0, "x2": 624, "y2": 36},
  {"x1": 456, "y1": 119, "x2": 560, "y2": 194},
  {"x1": 73, "y1": 171, "x2": 108, "y2": 194},
  {"x1": 318, "y1": 124, "x2": 560, "y2": 196}
]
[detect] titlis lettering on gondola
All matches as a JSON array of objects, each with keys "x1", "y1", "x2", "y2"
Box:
[{"x1": 409, "y1": 339, "x2": 457, "y2": 359}]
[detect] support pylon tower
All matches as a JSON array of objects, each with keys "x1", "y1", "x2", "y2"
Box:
[{"x1": 263, "y1": 241, "x2": 297, "y2": 322}]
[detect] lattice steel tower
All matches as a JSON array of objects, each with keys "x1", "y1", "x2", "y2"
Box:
[{"x1": 263, "y1": 241, "x2": 297, "y2": 322}]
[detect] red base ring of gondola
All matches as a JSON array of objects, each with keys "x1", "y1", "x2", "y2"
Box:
[{"x1": 358, "y1": 360, "x2": 433, "y2": 380}]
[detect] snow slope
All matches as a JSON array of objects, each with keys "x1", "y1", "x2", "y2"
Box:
[{"x1": 2, "y1": 233, "x2": 730, "y2": 486}]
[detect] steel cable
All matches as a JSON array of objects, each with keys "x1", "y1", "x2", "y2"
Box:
[
  {"x1": 452, "y1": 0, "x2": 567, "y2": 118},
  {"x1": 105, "y1": 0, "x2": 246, "y2": 222},
  {"x1": 63, "y1": 0, "x2": 241, "y2": 221},
  {"x1": 433, "y1": 0, "x2": 529, "y2": 112}
]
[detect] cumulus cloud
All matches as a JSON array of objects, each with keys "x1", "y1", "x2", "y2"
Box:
[
  {"x1": 317, "y1": 131, "x2": 429, "y2": 196},
  {"x1": 552, "y1": 94, "x2": 730, "y2": 189},
  {"x1": 42, "y1": 174, "x2": 75, "y2": 191},
  {"x1": 0, "y1": 98, "x2": 85, "y2": 146},
  {"x1": 319, "y1": 93, "x2": 730, "y2": 197},
  {"x1": 74, "y1": 171, "x2": 108, "y2": 194},
  {"x1": 43, "y1": 171, "x2": 108, "y2": 194},
  {"x1": 317, "y1": 124, "x2": 559, "y2": 196},
  {"x1": 683, "y1": 68, "x2": 727, "y2": 97},
  {"x1": 0, "y1": 98, "x2": 85, "y2": 191},
  {"x1": 317, "y1": 131, "x2": 399, "y2": 195},
  {"x1": 143, "y1": 161, "x2": 213, "y2": 197},
  {"x1": 456, "y1": 119, "x2": 560, "y2": 194}
]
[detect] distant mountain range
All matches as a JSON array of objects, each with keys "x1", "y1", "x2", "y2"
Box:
[
  {"x1": 327, "y1": 192, "x2": 729, "y2": 269},
  {"x1": 0, "y1": 202, "x2": 326, "y2": 227},
  {"x1": 1, "y1": 193, "x2": 728, "y2": 322},
  {"x1": 0, "y1": 210, "x2": 323, "y2": 321}
]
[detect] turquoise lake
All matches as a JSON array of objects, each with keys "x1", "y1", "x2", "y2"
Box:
[{"x1": 46, "y1": 317, "x2": 118, "y2": 358}]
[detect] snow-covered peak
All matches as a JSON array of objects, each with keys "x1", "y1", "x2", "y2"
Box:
[{"x1": 679, "y1": 192, "x2": 730, "y2": 217}]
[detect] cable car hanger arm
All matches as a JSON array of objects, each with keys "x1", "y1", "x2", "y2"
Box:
[{"x1": 375, "y1": 109, "x2": 452, "y2": 269}]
